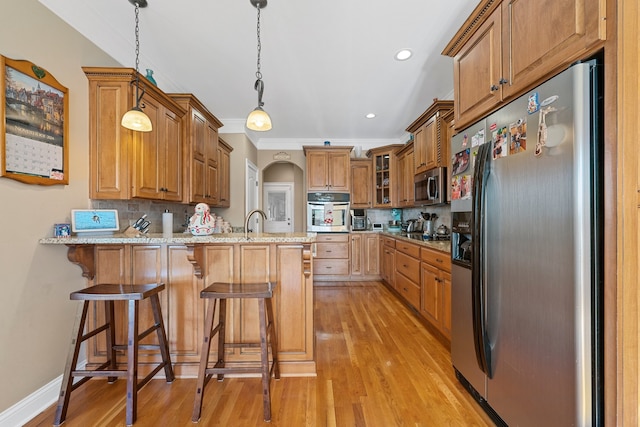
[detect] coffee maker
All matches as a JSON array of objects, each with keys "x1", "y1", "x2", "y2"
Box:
[{"x1": 351, "y1": 209, "x2": 367, "y2": 231}]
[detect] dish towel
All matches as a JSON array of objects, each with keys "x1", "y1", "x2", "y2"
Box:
[{"x1": 324, "y1": 203, "x2": 334, "y2": 224}]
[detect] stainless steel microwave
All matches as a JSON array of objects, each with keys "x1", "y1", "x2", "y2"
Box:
[{"x1": 415, "y1": 167, "x2": 447, "y2": 205}]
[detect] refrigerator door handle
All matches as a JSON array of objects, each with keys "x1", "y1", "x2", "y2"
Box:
[{"x1": 471, "y1": 142, "x2": 492, "y2": 378}]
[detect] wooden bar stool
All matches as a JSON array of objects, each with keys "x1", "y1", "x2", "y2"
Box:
[
  {"x1": 54, "y1": 283, "x2": 174, "y2": 426},
  {"x1": 192, "y1": 282, "x2": 280, "y2": 423}
]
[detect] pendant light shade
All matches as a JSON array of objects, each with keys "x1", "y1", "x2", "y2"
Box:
[
  {"x1": 122, "y1": 0, "x2": 152, "y2": 132},
  {"x1": 246, "y1": 0, "x2": 272, "y2": 132},
  {"x1": 121, "y1": 106, "x2": 152, "y2": 132},
  {"x1": 246, "y1": 107, "x2": 272, "y2": 131}
]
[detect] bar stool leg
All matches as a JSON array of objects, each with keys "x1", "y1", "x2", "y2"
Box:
[
  {"x1": 126, "y1": 299, "x2": 139, "y2": 426},
  {"x1": 149, "y1": 294, "x2": 175, "y2": 382},
  {"x1": 105, "y1": 300, "x2": 117, "y2": 383},
  {"x1": 54, "y1": 301, "x2": 89, "y2": 426},
  {"x1": 216, "y1": 298, "x2": 226, "y2": 381},
  {"x1": 258, "y1": 298, "x2": 272, "y2": 422},
  {"x1": 265, "y1": 297, "x2": 280, "y2": 380},
  {"x1": 192, "y1": 297, "x2": 217, "y2": 422}
]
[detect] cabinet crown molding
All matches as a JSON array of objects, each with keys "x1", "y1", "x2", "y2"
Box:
[{"x1": 441, "y1": 0, "x2": 500, "y2": 57}]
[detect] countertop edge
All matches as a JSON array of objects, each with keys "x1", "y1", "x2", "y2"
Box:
[
  {"x1": 381, "y1": 231, "x2": 452, "y2": 254},
  {"x1": 39, "y1": 232, "x2": 317, "y2": 245}
]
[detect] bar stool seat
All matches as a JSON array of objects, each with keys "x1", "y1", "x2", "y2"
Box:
[
  {"x1": 54, "y1": 283, "x2": 174, "y2": 426},
  {"x1": 192, "y1": 282, "x2": 280, "y2": 423}
]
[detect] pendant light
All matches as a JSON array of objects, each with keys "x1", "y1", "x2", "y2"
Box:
[
  {"x1": 246, "y1": 0, "x2": 272, "y2": 131},
  {"x1": 121, "y1": 0, "x2": 152, "y2": 132}
]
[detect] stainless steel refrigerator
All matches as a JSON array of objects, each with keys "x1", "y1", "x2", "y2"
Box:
[{"x1": 449, "y1": 59, "x2": 603, "y2": 426}]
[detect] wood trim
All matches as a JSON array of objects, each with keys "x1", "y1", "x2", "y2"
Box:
[
  {"x1": 616, "y1": 0, "x2": 639, "y2": 425},
  {"x1": 66, "y1": 245, "x2": 96, "y2": 280},
  {"x1": 405, "y1": 100, "x2": 454, "y2": 133},
  {"x1": 441, "y1": 0, "x2": 500, "y2": 57}
]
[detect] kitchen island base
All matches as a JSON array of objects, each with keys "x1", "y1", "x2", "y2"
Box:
[{"x1": 43, "y1": 234, "x2": 316, "y2": 378}]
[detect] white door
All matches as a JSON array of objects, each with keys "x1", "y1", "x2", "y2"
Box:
[
  {"x1": 246, "y1": 160, "x2": 260, "y2": 231},
  {"x1": 263, "y1": 182, "x2": 294, "y2": 233}
]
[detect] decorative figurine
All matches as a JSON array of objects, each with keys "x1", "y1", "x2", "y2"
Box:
[{"x1": 188, "y1": 203, "x2": 216, "y2": 235}]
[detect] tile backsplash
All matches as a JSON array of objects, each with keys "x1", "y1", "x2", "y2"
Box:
[
  {"x1": 364, "y1": 205, "x2": 451, "y2": 229},
  {"x1": 91, "y1": 200, "x2": 193, "y2": 234}
]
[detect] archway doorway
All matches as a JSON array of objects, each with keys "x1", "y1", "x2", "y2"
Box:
[{"x1": 262, "y1": 161, "x2": 305, "y2": 232}]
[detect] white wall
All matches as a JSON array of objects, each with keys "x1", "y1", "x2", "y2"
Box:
[{"x1": 0, "y1": 0, "x2": 120, "y2": 414}]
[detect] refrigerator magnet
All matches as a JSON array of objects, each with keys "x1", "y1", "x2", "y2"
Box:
[
  {"x1": 509, "y1": 119, "x2": 527, "y2": 155},
  {"x1": 492, "y1": 126, "x2": 509, "y2": 159},
  {"x1": 540, "y1": 95, "x2": 559, "y2": 107},
  {"x1": 528, "y1": 92, "x2": 540, "y2": 114},
  {"x1": 452, "y1": 149, "x2": 470, "y2": 175}
]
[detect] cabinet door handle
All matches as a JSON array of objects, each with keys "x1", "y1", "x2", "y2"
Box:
[
  {"x1": 499, "y1": 77, "x2": 509, "y2": 85},
  {"x1": 436, "y1": 258, "x2": 443, "y2": 263},
  {"x1": 490, "y1": 84, "x2": 500, "y2": 92}
]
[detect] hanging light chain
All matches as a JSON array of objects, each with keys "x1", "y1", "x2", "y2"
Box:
[
  {"x1": 255, "y1": 5, "x2": 262, "y2": 80},
  {"x1": 134, "y1": 2, "x2": 141, "y2": 74}
]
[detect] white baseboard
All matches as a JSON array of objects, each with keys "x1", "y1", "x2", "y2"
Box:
[
  {"x1": 0, "y1": 375, "x2": 61, "y2": 427},
  {"x1": 0, "y1": 360, "x2": 86, "y2": 427}
]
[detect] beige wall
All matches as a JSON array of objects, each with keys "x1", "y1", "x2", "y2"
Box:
[
  {"x1": 0, "y1": 0, "x2": 120, "y2": 413},
  {"x1": 212, "y1": 133, "x2": 257, "y2": 227}
]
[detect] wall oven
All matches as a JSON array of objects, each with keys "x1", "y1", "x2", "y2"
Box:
[
  {"x1": 415, "y1": 166, "x2": 447, "y2": 205},
  {"x1": 307, "y1": 192, "x2": 350, "y2": 232}
]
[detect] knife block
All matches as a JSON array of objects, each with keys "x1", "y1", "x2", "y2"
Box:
[{"x1": 123, "y1": 226, "x2": 142, "y2": 237}]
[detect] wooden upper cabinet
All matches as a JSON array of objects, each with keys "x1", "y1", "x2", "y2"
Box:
[
  {"x1": 170, "y1": 94, "x2": 224, "y2": 206},
  {"x1": 83, "y1": 67, "x2": 186, "y2": 201},
  {"x1": 450, "y1": 4, "x2": 502, "y2": 130},
  {"x1": 132, "y1": 97, "x2": 183, "y2": 201},
  {"x1": 406, "y1": 99, "x2": 454, "y2": 174},
  {"x1": 503, "y1": 0, "x2": 605, "y2": 99},
  {"x1": 368, "y1": 145, "x2": 403, "y2": 208},
  {"x1": 303, "y1": 146, "x2": 352, "y2": 192},
  {"x1": 442, "y1": 0, "x2": 606, "y2": 130},
  {"x1": 350, "y1": 158, "x2": 372, "y2": 208},
  {"x1": 217, "y1": 137, "x2": 233, "y2": 208},
  {"x1": 396, "y1": 143, "x2": 414, "y2": 207}
]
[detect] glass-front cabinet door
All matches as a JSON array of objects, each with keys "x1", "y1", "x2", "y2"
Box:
[{"x1": 369, "y1": 145, "x2": 402, "y2": 208}]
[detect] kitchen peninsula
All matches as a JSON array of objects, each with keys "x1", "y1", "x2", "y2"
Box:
[{"x1": 40, "y1": 233, "x2": 316, "y2": 377}]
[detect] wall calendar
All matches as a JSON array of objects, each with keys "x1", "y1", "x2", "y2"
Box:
[{"x1": 1, "y1": 55, "x2": 69, "y2": 185}]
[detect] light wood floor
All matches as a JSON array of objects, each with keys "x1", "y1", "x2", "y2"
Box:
[{"x1": 26, "y1": 281, "x2": 493, "y2": 426}]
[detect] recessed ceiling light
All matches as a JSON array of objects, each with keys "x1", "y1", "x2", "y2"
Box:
[
  {"x1": 365, "y1": 113, "x2": 376, "y2": 119},
  {"x1": 394, "y1": 49, "x2": 413, "y2": 61}
]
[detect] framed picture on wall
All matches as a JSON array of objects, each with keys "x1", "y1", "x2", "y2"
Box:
[{"x1": 1, "y1": 55, "x2": 69, "y2": 185}]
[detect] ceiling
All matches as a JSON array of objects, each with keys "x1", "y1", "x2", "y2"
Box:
[{"x1": 39, "y1": 0, "x2": 477, "y2": 149}]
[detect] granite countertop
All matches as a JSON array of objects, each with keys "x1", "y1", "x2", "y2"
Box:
[
  {"x1": 39, "y1": 232, "x2": 317, "y2": 245},
  {"x1": 382, "y1": 231, "x2": 451, "y2": 254}
]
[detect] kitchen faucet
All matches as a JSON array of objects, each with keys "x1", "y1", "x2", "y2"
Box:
[{"x1": 244, "y1": 209, "x2": 267, "y2": 239}]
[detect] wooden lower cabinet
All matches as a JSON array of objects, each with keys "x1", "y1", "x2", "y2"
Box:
[
  {"x1": 314, "y1": 233, "x2": 350, "y2": 280},
  {"x1": 88, "y1": 242, "x2": 315, "y2": 376},
  {"x1": 380, "y1": 236, "x2": 396, "y2": 288},
  {"x1": 394, "y1": 241, "x2": 421, "y2": 310},
  {"x1": 350, "y1": 233, "x2": 380, "y2": 279},
  {"x1": 379, "y1": 235, "x2": 452, "y2": 341},
  {"x1": 420, "y1": 247, "x2": 452, "y2": 339}
]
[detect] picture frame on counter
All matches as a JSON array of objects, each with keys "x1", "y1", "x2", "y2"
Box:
[{"x1": 1, "y1": 55, "x2": 69, "y2": 185}]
